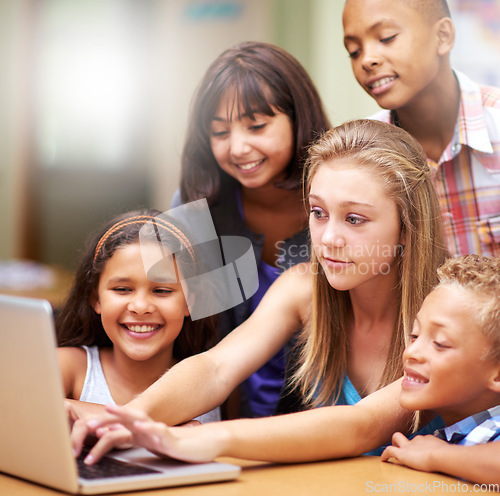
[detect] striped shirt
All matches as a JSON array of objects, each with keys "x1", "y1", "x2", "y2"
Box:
[
  {"x1": 371, "y1": 70, "x2": 500, "y2": 257},
  {"x1": 434, "y1": 405, "x2": 500, "y2": 446}
]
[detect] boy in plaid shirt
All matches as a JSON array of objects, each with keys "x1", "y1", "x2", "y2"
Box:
[{"x1": 343, "y1": 0, "x2": 500, "y2": 257}]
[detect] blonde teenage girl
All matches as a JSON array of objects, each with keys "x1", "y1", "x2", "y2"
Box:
[{"x1": 73, "y1": 119, "x2": 449, "y2": 464}]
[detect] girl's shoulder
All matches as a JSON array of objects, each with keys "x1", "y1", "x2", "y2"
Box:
[
  {"x1": 57, "y1": 346, "x2": 88, "y2": 399},
  {"x1": 257, "y1": 262, "x2": 312, "y2": 315},
  {"x1": 57, "y1": 346, "x2": 88, "y2": 363},
  {"x1": 273, "y1": 262, "x2": 313, "y2": 320},
  {"x1": 283, "y1": 262, "x2": 314, "y2": 283}
]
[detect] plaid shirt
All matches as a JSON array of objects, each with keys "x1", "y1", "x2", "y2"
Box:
[
  {"x1": 434, "y1": 405, "x2": 500, "y2": 446},
  {"x1": 371, "y1": 70, "x2": 500, "y2": 257}
]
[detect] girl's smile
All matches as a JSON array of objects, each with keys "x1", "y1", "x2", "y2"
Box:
[
  {"x1": 210, "y1": 93, "x2": 294, "y2": 190},
  {"x1": 233, "y1": 158, "x2": 265, "y2": 172},
  {"x1": 93, "y1": 243, "x2": 189, "y2": 363},
  {"x1": 120, "y1": 323, "x2": 163, "y2": 339}
]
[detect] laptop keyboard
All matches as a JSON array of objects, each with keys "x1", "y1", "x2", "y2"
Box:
[{"x1": 77, "y1": 447, "x2": 161, "y2": 480}]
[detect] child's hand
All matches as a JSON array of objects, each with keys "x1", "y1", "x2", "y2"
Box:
[
  {"x1": 83, "y1": 404, "x2": 228, "y2": 465},
  {"x1": 381, "y1": 432, "x2": 448, "y2": 472},
  {"x1": 64, "y1": 399, "x2": 106, "y2": 428},
  {"x1": 65, "y1": 399, "x2": 83, "y2": 429},
  {"x1": 70, "y1": 405, "x2": 134, "y2": 461},
  {"x1": 65, "y1": 399, "x2": 131, "y2": 454}
]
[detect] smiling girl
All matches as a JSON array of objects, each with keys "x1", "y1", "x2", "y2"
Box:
[
  {"x1": 173, "y1": 41, "x2": 331, "y2": 418},
  {"x1": 56, "y1": 209, "x2": 219, "y2": 423}
]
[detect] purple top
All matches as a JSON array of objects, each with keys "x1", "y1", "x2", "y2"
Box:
[{"x1": 236, "y1": 190, "x2": 285, "y2": 417}]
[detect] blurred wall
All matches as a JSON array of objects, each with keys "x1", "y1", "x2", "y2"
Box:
[
  {"x1": 0, "y1": 1, "x2": 33, "y2": 260},
  {"x1": 148, "y1": 0, "x2": 273, "y2": 211},
  {"x1": 1, "y1": 0, "x2": 498, "y2": 270},
  {"x1": 139, "y1": 0, "x2": 379, "y2": 213}
]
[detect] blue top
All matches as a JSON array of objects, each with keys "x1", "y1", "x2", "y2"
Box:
[
  {"x1": 434, "y1": 405, "x2": 500, "y2": 446},
  {"x1": 328, "y1": 375, "x2": 445, "y2": 456}
]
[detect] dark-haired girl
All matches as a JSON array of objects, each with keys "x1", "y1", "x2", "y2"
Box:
[
  {"x1": 56, "y1": 209, "x2": 219, "y2": 423},
  {"x1": 173, "y1": 41, "x2": 331, "y2": 418}
]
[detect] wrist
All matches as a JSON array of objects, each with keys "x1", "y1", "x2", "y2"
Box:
[
  {"x1": 212, "y1": 421, "x2": 234, "y2": 458},
  {"x1": 426, "y1": 442, "x2": 449, "y2": 473}
]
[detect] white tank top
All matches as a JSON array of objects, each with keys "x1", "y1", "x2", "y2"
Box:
[
  {"x1": 78, "y1": 346, "x2": 220, "y2": 423},
  {"x1": 79, "y1": 346, "x2": 115, "y2": 405}
]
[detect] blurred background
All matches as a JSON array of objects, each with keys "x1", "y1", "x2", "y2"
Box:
[{"x1": 0, "y1": 0, "x2": 499, "y2": 303}]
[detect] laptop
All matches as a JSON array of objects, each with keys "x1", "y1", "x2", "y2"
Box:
[{"x1": 0, "y1": 294, "x2": 240, "y2": 494}]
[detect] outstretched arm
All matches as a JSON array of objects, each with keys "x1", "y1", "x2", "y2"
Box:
[
  {"x1": 72, "y1": 265, "x2": 311, "y2": 456},
  {"x1": 83, "y1": 379, "x2": 411, "y2": 465},
  {"x1": 382, "y1": 433, "x2": 500, "y2": 485},
  {"x1": 132, "y1": 264, "x2": 310, "y2": 423}
]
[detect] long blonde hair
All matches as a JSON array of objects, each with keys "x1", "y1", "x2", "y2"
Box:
[{"x1": 295, "y1": 119, "x2": 448, "y2": 407}]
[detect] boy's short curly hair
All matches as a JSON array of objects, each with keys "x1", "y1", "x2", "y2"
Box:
[{"x1": 437, "y1": 255, "x2": 500, "y2": 361}]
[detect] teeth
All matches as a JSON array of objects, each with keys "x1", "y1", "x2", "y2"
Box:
[
  {"x1": 236, "y1": 159, "x2": 263, "y2": 170},
  {"x1": 407, "y1": 375, "x2": 426, "y2": 384},
  {"x1": 372, "y1": 76, "x2": 395, "y2": 89},
  {"x1": 126, "y1": 325, "x2": 157, "y2": 333}
]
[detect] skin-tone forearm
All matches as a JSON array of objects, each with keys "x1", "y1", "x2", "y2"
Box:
[
  {"x1": 429, "y1": 442, "x2": 500, "y2": 485},
  {"x1": 72, "y1": 267, "x2": 309, "y2": 458},
  {"x1": 217, "y1": 407, "x2": 394, "y2": 462},
  {"x1": 218, "y1": 381, "x2": 411, "y2": 462},
  {"x1": 382, "y1": 433, "x2": 500, "y2": 485},
  {"x1": 126, "y1": 351, "x2": 229, "y2": 426},
  {"x1": 69, "y1": 357, "x2": 224, "y2": 457},
  {"x1": 82, "y1": 379, "x2": 412, "y2": 465},
  {"x1": 112, "y1": 406, "x2": 390, "y2": 463},
  {"x1": 126, "y1": 316, "x2": 292, "y2": 425},
  {"x1": 126, "y1": 266, "x2": 309, "y2": 425}
]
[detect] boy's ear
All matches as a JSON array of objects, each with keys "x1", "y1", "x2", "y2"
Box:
[
  {"x1": 488, "y1": 366, "x2": 500, "y2": 394},
  {"x1": 436, "y1": 17, "x2": 455, "y2": 56}
]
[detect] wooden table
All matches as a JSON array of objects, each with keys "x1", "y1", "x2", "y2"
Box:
[{"x1": 0, "y1": 456, "x2": 496, "y2": 495}]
